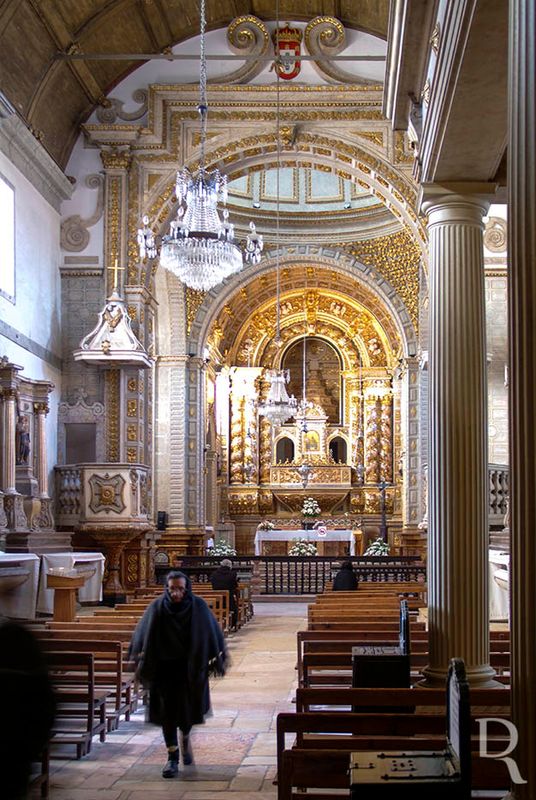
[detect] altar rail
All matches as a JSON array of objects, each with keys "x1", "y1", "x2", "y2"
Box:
[{"x1": 156, "y1": 556, "x2": 425, "y2": 596}]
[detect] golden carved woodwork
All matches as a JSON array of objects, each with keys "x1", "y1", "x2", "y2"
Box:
[
  {"x1": 105, "y1": 369, "x2": 120, "y2": 462},
  {"x1": 186, "y1": 287, "x2": 207, "y2": 333},
  {"x1": 228, "y1": 491, "x2": 258, "y2": 514},
  {"x1": 344, "y1": 230, "x2": 421, "y2": 331},
  {"x1": 127, "y1": 399, "x2": 137, "y2": 417},
  {"x1": 127, "y1": 424, "x2": 137, "y2": 441},
  {"x1": 127, "y1": 378, "x2": 138, "y2": 392}
]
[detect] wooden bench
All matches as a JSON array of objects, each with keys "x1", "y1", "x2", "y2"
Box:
[
  {"x1": 278, "y1": 684, "x2": 511, "y2": 799},
  {"x1": 45, "y1": 652, "x2": 109, "y2": 758},
  {"x1": 38, "y1": 638, "x2": 135, "y2": 731}
]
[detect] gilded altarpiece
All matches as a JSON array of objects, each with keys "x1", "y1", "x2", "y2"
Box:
[{"x1": 80, "y1": 82, "x2": 424, "y2": 559}]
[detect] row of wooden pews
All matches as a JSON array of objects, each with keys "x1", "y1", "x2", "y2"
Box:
[
  {"x1": 276, "y1": 580, "x2": 512, "y2": 799},
  {"x1": 27, "y1": 577, "x2": 252, "y2": 796}
]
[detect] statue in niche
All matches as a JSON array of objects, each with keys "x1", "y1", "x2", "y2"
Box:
[{"x1": 16, "y1": 415, "x2": 30, "y2": 465}]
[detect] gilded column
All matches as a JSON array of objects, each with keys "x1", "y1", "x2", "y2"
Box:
[
  {"x1": 507, "y1": 0, "x2": 536, "y2": 793},
  {"x1": 421, "y1": 185, "x2": 496, "y2": 687},
  {"x1": 229, "y1": 392, "x2": 244, "y2": 485},
  {"x1": 364, "y1": 393, "x2": 381, "y2": 483},
  {"x1": 379, "y1": 390, "x2": 393, "y2": 483}
]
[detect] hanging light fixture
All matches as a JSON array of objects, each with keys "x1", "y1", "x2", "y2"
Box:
[
  {"x1": 137, "y1": 0, "x2": 263, "y2": 291},
  {"x1": 258, "y1": 39, "x2": 297, "y2": 427}
]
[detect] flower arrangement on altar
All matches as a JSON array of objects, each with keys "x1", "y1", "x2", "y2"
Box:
[
  {"x1": 207, "y1": 539, "x2": 237, "y2": 556},
  {"x1": 301, "y1": 497, "x2": 321, "y2": 518},
  {"x1": 289, "y1": 538, "x2": 318, "y2": 556},
  {"x1": 257, "y1": 520, "x2": 276, "y2": 531},
  {"x1": 363, "y1": 537, "x2": 390, "y2": 556}
]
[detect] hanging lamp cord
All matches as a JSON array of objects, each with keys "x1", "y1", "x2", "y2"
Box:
[{"x1": 198, "y1": 0, "x2": 207, "y2": 172}]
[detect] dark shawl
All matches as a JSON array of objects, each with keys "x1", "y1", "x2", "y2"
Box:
[
  {"x1": 333, "y1": 566, "x2": 359, "y2": 591},
  {"x1": 128, "y1": 579, "x2": 227, "y2": 726}
]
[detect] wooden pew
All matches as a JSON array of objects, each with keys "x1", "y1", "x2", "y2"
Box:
[
  {"x1": 278, "y1": 686, "x2": 511, "y2": 799},
  {"x1": 38, "y1": 638, "x2": 135, "y2": 731},
  {"x1": 300, "y1": 650, "x2": 511, "y2": 687},
  {"x1": 278, "y1": 748, "x2": 511, "y2": 800},
  {"x1": 45, "y1": 652, "x2": 109, "y2": 758}
]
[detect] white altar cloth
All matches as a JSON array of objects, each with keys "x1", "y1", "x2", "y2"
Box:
[
  {"x1": 254, "y1": 529, "x2": 355, "y2": 556},
  {"x1": 0, "y1": 552, "x2": 40, "y2": 619},
  {"x1": 489, "y1": 550, "x2": 509, "y2": 621},
  {"x1": 37, "y1": 551, "x2": 105, "y2": 614}
]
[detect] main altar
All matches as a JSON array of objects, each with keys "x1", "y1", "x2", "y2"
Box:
[{"x1": 254, "y1": 528, "x2": 357, "y2": 556}]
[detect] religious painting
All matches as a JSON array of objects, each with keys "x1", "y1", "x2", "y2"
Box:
[{"x1": 304, "y1": 430, "x2": 320, "y2": 452}]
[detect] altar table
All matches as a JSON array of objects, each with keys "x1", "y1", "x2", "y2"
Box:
[
  {"x1": 254, "y1": 529, "x2": 355, "y2": 556},
  {"x1": 0, "y1": 552, "x2": 40, "y2": 619},
  {"x1": 37, "y1": 551, "x2": 105, "y2": 614}
]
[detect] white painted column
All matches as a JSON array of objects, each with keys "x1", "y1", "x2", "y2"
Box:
[
  {"x1": 34, "y1": 402, "x2": 48, "y2": 496},
  {"x1": 421, "y1": 186, "x2": 497, "y2": 687},
  {"x1": 507, "y1": 0, "x2": 536, "y2": 793},
  {"x1": 2, "y1": 389, "x2": 17, "y2": 494}
]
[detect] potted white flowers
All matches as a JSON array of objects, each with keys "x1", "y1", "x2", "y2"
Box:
[
  {"x1": 257, "y1": 520, "x2": 276, "y2": 531},
  {"x1": 363, "y1": 537, "x2": 390, "y2": 556},
  {"x1": 207, "y1": 539, "x2": 237, "y2": 556},
  {"x1": 289, "y1": 538, "x2": 318, "y2": 556},
  {"x1": 301, "y1": 497, "x2": 321, "y2": 529}
]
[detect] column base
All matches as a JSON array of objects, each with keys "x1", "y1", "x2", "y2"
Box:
[
  {"x1": 419, "y1": 662, "x2": 504, "y2": 688},
  {"x1": 4, "y1": 492, "x2": 28, "y2": 531}
]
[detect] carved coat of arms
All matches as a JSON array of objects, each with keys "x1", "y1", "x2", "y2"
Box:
[{"x1": 272, "y1": 25, "x2": 303, "y2": 80}]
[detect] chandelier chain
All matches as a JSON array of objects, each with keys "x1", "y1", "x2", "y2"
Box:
[{"x1": 198, "y1": 0, "x2": 207, "y2": 170}]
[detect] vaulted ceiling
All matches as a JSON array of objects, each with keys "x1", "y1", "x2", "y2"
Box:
[{"x1": 0, "y1": 0, "x2": 389, "y2": 169}]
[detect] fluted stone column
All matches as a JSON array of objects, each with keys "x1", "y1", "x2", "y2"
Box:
[
  {"x1": 34, "y1": 402, "x2": 48, "y2": 497},
  {"x1": 421, "y1": 185, "x2": 497, "y2": 687},
  {"x1": 507, "y1": 1, "x2": 536, "y2": 794},
  {"x1": 2, "y1": 388, "x2": 17, "y2": 494}
]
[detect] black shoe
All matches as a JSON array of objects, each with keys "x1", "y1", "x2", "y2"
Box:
[
  {"x1": 162, "y1": 755, "x2": 179, "y2": 778},
  {"x1": 181, "y1": 735, "x2": 194, "y2": 766}
]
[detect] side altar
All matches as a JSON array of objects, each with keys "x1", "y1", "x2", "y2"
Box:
[{"x1": 254, "y1": 528, "x2": 356, "y2": 556}]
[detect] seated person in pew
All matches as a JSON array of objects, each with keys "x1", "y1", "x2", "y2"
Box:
[
  {"x1": 332, "y1": 561, "x2": 359, "y2": 591},
  {"x1": 210, "y1": 558, "x2": 239, "y2": 629},
  {"x1": 128, "y1": 571, "x2": 228, "y2": 779},
  {"x1": 0, "y1": 617, "x2": 56, "y2": 800}
]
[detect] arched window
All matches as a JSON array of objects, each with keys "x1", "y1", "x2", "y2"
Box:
[
  {"x1": 276, "y1": 437, "x2": 295, "y2": 463},
  {"x1": 329, "y1": 436, "x2": 347, "y2": 463}
]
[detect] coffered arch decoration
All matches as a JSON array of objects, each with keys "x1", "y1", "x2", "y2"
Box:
[
  {"x1": 132, "y1": 126, "x2": 425, "y2": 269},
  {"x1": 186, "y1": 248, "x2": 418, "y2": 364}
]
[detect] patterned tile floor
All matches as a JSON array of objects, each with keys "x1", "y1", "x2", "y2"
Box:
[{"x1": 38, "y1": 603, "x2": 308, "y2": 799}]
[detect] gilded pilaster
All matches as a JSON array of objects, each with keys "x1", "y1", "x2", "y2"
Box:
[
  {"x1": 100, "y1": 148, "x2": 132, "y2": 295},
  {"x1": 507, "y1": 0, "x2": 536, "y2": 792}
]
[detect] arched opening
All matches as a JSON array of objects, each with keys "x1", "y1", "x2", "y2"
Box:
[
  {"x1": 276, "y1": 437, "x2": 295, "y2": 463},
  {"x1": 329, "y1": 436, "x2": 348, "y2": 464},
  {"x1": 283, "y1": 337, "x2": 342, "y2": 424}
]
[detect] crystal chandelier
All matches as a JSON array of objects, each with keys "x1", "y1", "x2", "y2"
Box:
[
  {"x1": 258, "y1": 63, "x2": 297, "y2": 427},
  {"x1": 137, "y1": 0, "x2": 263, "y2": 291},
  {"x1": 259, "y1": 369, "x2": 297, "y2": 426}
]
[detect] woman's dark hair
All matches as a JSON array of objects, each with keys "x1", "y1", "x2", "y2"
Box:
[{"x1": 340, "y1": 560, "x2": 354, "y2": 570}]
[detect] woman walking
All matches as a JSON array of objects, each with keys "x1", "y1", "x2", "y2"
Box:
[{"x1": 129, "y1": 571, "x2": 228, "y2": 778}]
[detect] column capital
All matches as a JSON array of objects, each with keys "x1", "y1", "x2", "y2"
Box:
[{"x1": 418, "y1": 181, "x2": 498, "y2": 221}]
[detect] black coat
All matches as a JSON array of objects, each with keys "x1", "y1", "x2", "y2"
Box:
[
  {"x1": 210, "y1": 566, "x2": 238, "y2": 611},
  {"x1": 128, "y1": 592, "x2": 227, "y2": 728},
  {"x1": 333, "y1": 568, "x2": 358, "y2": 591}
]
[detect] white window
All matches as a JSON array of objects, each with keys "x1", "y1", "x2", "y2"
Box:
[{"x1": 0, "y1": 173, "x2": 15, "y2": 300}]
